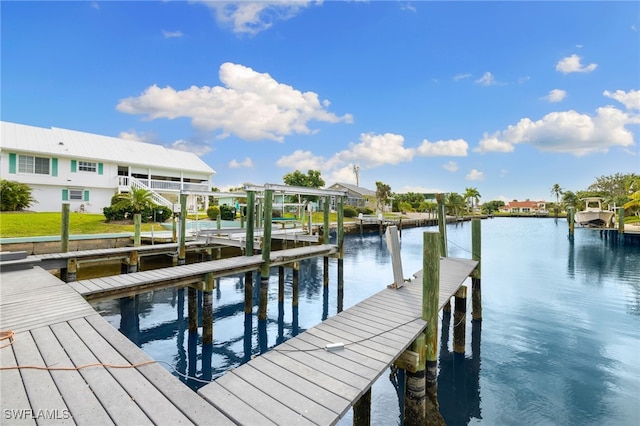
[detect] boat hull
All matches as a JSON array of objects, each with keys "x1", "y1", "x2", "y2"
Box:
[{"x1": 574, "y1": 211, "x2": 614, "y2": 227}]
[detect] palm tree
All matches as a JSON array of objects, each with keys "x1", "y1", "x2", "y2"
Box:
[
  {"x1": 464, "y1": 187, "x2": 481, "y2": 213},
  {"x1": 550, "y1": 184, "x2": 563, "y2": 217},
  {"x1": 113, "y1": 188, "x2": 155, "y2": 214}
]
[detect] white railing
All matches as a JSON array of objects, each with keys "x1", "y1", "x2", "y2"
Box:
[
  {"x1": 128, "y1": 177, "x2": 174, "y2": 208},
  {"x1": 118, "y1": 176, "x2": 209, "y2": 193}
]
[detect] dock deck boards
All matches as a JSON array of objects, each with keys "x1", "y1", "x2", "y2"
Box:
[
  {"x1": 198, "y1": 257, "x2": 478, "y2": 425},
  {"x1": 69, "y1": 244, "x2": 339, "y2": 299},
  {"x1": 0, "y1": 267, "x2": 235, "y2": 426},
  {"x1": 1, "y1": 251, "x2": 477, "y2": 425}
]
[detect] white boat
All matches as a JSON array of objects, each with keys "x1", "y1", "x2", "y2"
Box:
[{"x1": 574, "y1": 197, "x2": 614, "y2": 227}]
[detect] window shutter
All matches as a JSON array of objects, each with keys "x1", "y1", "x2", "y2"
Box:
[
  {"x1": 62, "y1": 189, "x2": 69, "y2": 201},
  {"x1": 84, "y1": 190, "x2": 90, "y2": 201},
  {"x1": 98, "y1": 163, "x2": 104, "y2": 175},
  {"x1": 9, "y1": 153, "x2": 16, "y2": 173},
  {"x1": 52, "y1": 158, "x2": 58, "y2": 177},
  {"x1": 71, "y1": 160, "x2": 77, "y2": 173}
]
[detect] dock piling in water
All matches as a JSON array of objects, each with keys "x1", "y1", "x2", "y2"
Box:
[
  {"x1": 471, "y1": 218, "x2": 482, "y2": 321},
  {"x1": 453, "y1": 286, "x2": 467, "y2": 354}
]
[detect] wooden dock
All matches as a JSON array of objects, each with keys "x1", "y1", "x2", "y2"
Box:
[
  {"x1": 68, "y1": 244, "x2": 338, "y2": 300},
  {"x1": 196, "y1": 257, "x2": 478, "y2": 425},
  {"x1": 1, "y1": 252, "x2": 477, "y2": 425},
  {"x1": 0, "y1": 266, "x2": 235, "y2": 425}
]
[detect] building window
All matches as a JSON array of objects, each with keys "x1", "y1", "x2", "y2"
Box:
[
  {"x1": 18, "y1": 155, "x2": 50, "y2": 175},
  {"x1": 69, "y1": 189, "x2": 83, "y2": 201},
  {"x1": 78, "y1": 161, "x2": 97, "y2": 172}
]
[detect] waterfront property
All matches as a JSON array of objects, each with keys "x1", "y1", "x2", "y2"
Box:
[
  {"x1": 499, "y1": 199, "x2": 548, "y2": 215},
  {"x1": 0, "y1": 121, "x2": 215, "y2": 213}
]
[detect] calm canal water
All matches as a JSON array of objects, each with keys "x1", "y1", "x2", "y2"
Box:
[{"x1": 94, "y1": 217, "x2": 640, "y2": 425}]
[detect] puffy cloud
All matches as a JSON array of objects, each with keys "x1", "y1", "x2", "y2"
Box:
[
  {"x1": 275, "y1": 149, "x2": 326, "y2": 171},
  {"x1": 170, "y1": 139, "x2": 212, "y2": 156},
  {"x1": 466, "y1": 169, "x2": 485, "y2": 181},
  {"x1": 416, "y1": 139, "x2": 468, "y2": 156},
  {"x1": 442, "y1": 161, "x2": 458, "y2": 172},
  {"x1": 333, "y1": 133, "x2": 415, "y2": 167},
  {"x1": 475, "y1": 106, "x2": 637, "y2": 156},
  {"x1": 197, "y1": 1, "x2": 319, "y2": 35},
  {"x1": 603, "y1": 89, "x2": 640, "y2": 111},
  {"x1": 544, "y1": 89, "x2": 567, "y2": 103},
  {"x1": 229, "y1": 157, "x2": 254, "y2": 168},
  {"x1": 555, "y1": 54, "x2": 597, "y2": 74},
  {"x1": 117, "y1": 62, "x2": 352, "y2": 142}
]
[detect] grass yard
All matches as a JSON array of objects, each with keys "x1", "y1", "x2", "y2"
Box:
[{"x1": 0, "y1": 212, "x2": 158, "y2": 238}]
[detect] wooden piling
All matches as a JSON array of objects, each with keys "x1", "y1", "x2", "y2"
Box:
[
  {"x1": 178, "y1": 194, "x2": 187, "y2": 266},
  {"x1": 404, "y1": 333, "x2": 426, "y2": 424},
  {"x1": 245, "y1": 191, "x2": 255, "y2": 257},
  {"x1": 202, "y1": 272, "x2": 214, "y2": 344},
  {"x1": 423, "y1": 231, "x2": 442, "y2": 421},
  {"x1": 278, "y1": 266, "x2": 285, "y2": 304},
  {"x1": 436, "y1": 194, "x2": 447, "y2": 257},
  {"x1": 258, "y1": 274, "x2": 268, "y2": 321},
  {"x1": 618, "y1": 207, "x2": 625, "y2": 239},
  {"x1": 61, "y1": 203, "x2": 70, "y2": 253},
  {"x1": 353, "y1": 388, "x2": 372, "y2": 426},
  {"x1": 567, "y1": 207, "x2": 575, "y2": 240},
  {"x1": 62, "y1": 258, "x2": 77, "y2": 282},
  {"x1": 260, "y1": 189, "x2": 274, "y2": 279},
  {"x1": 134, "y1": 213, "x2": 141, "y2": 247},
  {"x1": 188, "y1": 287, "x2": 198, "y2": 332},
  {"x1": 453, "y1": 286, "x2": 467, "y2": 354},
  {"x1": 471, "y1": 218, "x2": 482, "y2": 321},
  {"x1": 244, "y1": 272, "x2": 253, "y2": 315},
  {"x1": 292, "y1": 262, "x2": 300, "y2": 311}
]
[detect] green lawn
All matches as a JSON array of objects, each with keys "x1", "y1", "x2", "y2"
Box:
[{"x1": 0, "y1": 212, "x2": 159, "y2": 238}]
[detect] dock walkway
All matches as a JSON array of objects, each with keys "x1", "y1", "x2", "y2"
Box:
[
  {"x1": 68, "y1": 244, "x2": 338, "y2": 300},
  {"x1": 196, "y1": 257, "x2": 478, "y2": 425},
  {"x1": 1, "y1": 253, "x2": 477, "y2": 425}
]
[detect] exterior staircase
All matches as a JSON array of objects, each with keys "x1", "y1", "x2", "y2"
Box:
[{"x1": 118, "y1": 176, "x2": 174, "y2": 209}]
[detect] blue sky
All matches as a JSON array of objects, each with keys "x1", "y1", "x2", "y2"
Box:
[{"x1": 2, "y1": 1, "x2": 639, "y2": 203}]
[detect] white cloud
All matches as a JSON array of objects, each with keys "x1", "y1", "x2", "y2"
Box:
[
  {"x1": 229, "y1": 157, "x2": 254, "y2": 168},
  {"x1": 466, "y1": 169, "x2": 485, "y2": 181},
  {"x1": 442, "y1": 161, "x2": 458, "y2": 172},
  {"x1": 603, "y1": 89, "x2": 640, "y2": 111},
  {"x1": 197, "y1": 1, "x2": 319, "y2": 35},
  {"x1": 332, "y1": 133, "x2": 415, "y2": 168},
  {"x1": 416, "y1": 139, "x2": 468, "y2": 156},
  {"x1": 162, "y1": 30, "x2": 184, "y2": 38},
  {"x1": 475, "y1": 106, "x2": 638, "y2": 156},
  {"x1": 544, "y1": 89, "x2": 567, "y2": 102},
  {"x1": 116, "y1": 62, "x2": 352, "y2": 142},
  {"x1": 402, "y1": 3, "x2": 417, "y2": 13},
  {"x1": 475, "y1": 72, "x2": 497, "y2": 86},
  {"x1": 396, "y1": 185, "x2": 442, "y2": 194},
  {"x1": 518, "y1": 76, "x2": 531, "y2": 84},
  {"x1": 170, "y1": 139, "x2": 212, "y2": 156},
  {"x1": 275, "y1": 149, "x2": 326, "y2": 171},
  {"x1": 555, "y1": 54, "x2": 598, "y2": 74},
  {"x1": 454, "y1": 73, "x2": 472, "y2": 81}
]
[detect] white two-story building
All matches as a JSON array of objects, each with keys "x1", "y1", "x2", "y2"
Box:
[{"x1": 0, "y1": 121, "x2": 215, "y2": 213}]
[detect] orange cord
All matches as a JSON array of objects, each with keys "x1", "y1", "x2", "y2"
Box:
[{"x1": 0, "y1": 330, "x2": 155, "y2": 371}]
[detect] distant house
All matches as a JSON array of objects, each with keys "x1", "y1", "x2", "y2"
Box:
[
  {"x1": 326, "y1": 182, "x2": 377, "y2": 210},
  {"x1": 0, "y1": 121, "x2": 215, "y2": 213},
  {"x1": 500, "y1": 199, "x2": 548, "y2": 214}
]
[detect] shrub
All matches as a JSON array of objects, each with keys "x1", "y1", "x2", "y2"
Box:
[
  {"x1": 207, "y1": 205, "x2": 220, "y2": 220},
  {"x1": 343, "y1": 206, "x2": 358, "y2": 218},
  {"x1": 0, "y1": 179, "x2": 37, "y2": 211},
  {"x1": 357, "y1": 207, "x2": 374, "y2": 215},
  {"x1": 219, "y1": 204, "x2": 236, "y2": 220}
]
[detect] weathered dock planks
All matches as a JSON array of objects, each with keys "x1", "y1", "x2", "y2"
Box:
[
  {"x1": 69, "y1": 244, "x2": 339, "y2": 300},
  {"x1": 0, "y1": 266, "x2": 235, "y2": 425},
  {"x1": 198, "y1": 257, "x2": 478, "y2": 425}
]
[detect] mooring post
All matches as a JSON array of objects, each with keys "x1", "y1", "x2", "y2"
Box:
[
  {"x1": 453, "y1": 286, "x2": 467, "y2": 354},
  {"x1": 436, "y1": 194, "x2": 448, "y2": 257},
  {"x1": 61, "y1": 202, "x2": 70, "y2": 253},
  {"x1": 405, "y1": 333, "x2": 426, "y2": 424},
  {"x1": 245, "y1": 191, "x2": 256, "y2": 257},
  {"x1": 260, "y1": 189, "x2": 273, "y2": 279},
  {"x1": 424, "y1": 231, "x2": 444, "y2": 424},
  {"x1": 618, "y1": 207, "x2": 625, "y2": 242},
  {"x1": 567, "y1": 206, "x2": 575, "y2": 241},
  {"x1": 178, "y1": 193, "x2": 187, "y2": 266},
  {"x1": 337, "y1": 195, "x2": 345, "y2": 313},
  {"x1": 353, "y1": 388, "x2": 372, "y2": 426},
  {"x1": 471, "y1": 218, "x2": 482, "y2": 321},
  {"x1": 134, "y1": 213, "x2": 141, "y2": 247},
  {"x1": 323, "y1": 195, "x2": 331, "y2": 290},
  {"x1": 292, "y1": 262, "x2": 300, "y2": 314},
  {"x1": 203, "y1": 272, "x2": 214, "y2": 345},
  {"x1": 172, "y1": 214, "x2": 178, "y2": 243},
  {"x1": 188, "y1": 286, "x2": 198, "y2": 332}
]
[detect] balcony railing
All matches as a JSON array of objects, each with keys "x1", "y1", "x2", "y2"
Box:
[{"x1": 118, "y1": 176, "x2": 210, "y2": 192}]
